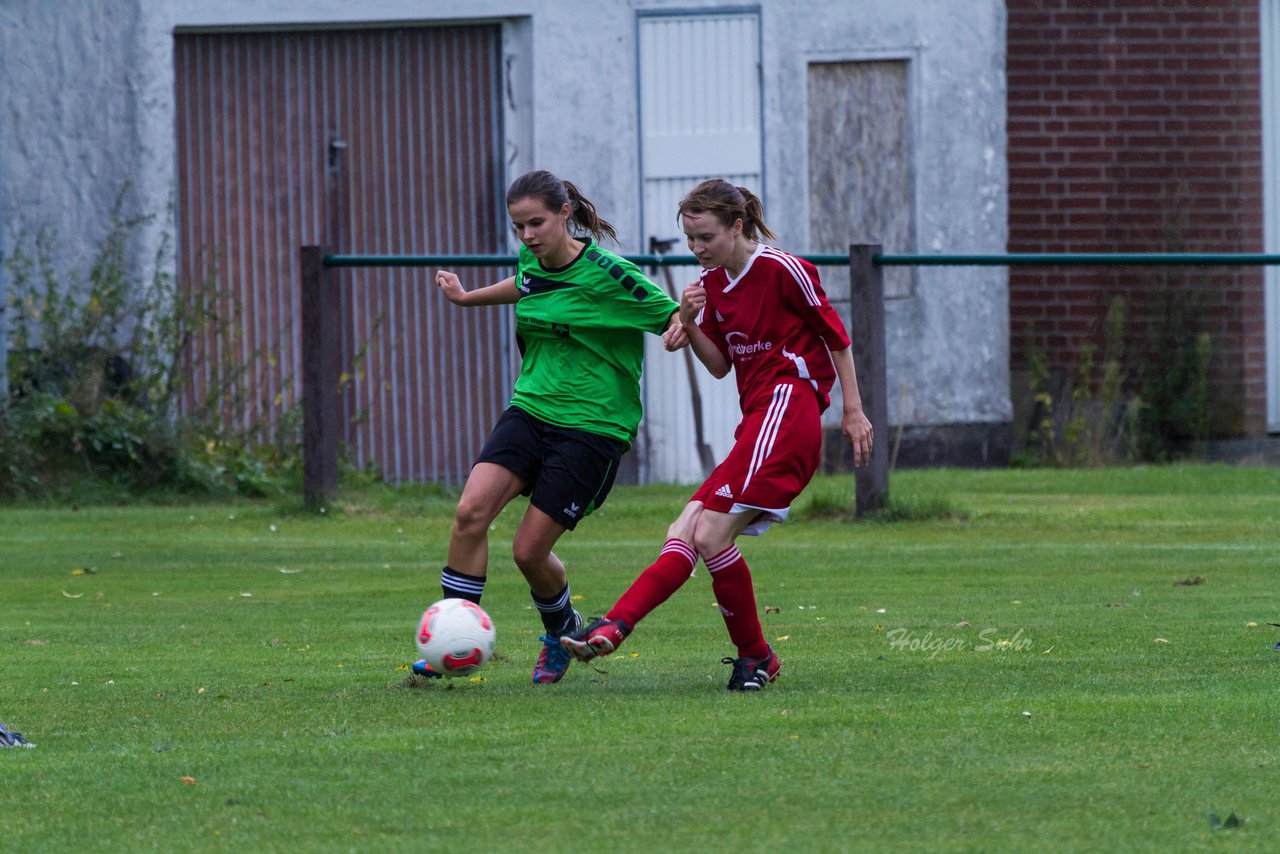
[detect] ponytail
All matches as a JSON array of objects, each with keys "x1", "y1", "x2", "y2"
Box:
[
  {"x1": 677, "y1": 179, "x2": 776, "y2": 242},
  {"x1": 506, "y1": 170, "x2": 617, "y2": 243},
  {"x1": 562, "y1": 180, "x2": 618, "y2": 243},
  {"x1": 736, "y1": 186, "x2": 777, "y2": 242}
]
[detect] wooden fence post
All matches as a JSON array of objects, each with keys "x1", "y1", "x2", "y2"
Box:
[
  {"x1": 849, "y1": 244, "x2": 889, "y2": 516},
  {"x1": 301, "y1": 245, "x2": 338, "y2": 509}
]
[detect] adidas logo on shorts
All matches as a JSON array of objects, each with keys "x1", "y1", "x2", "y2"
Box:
[{"x1": 715, "y1": 484, "x2": 733, "y2": 499}]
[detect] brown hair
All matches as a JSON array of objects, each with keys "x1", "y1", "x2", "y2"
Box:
[
  {"x1": 506, "y1": 170, "x2": 618, "y2": 243},
  {"x1": 676, "y1": 179, "x2": 777, "y2": 242}
]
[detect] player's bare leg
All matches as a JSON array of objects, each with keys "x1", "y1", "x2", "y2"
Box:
[
  {"x1": 511, "y1": 505, "x2": 569, "y2": 598},
  {"x1": 688, "y1": 506, "x2": 755, "y2": 558},
  {"x1": 447, "y1": 462, "x2": 527, "y2": 576},
  {"x1": 513, "y1": 505, "x2": 581, "y2": 683}
]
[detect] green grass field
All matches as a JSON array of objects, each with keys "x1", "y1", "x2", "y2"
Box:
[{"x1": 2, "y1": 465, "x2": 1278, "y2": 852}]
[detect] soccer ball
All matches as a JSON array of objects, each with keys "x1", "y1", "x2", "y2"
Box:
[{"x1": 415, "y1": 598, "x2": 496, "y2": 677}]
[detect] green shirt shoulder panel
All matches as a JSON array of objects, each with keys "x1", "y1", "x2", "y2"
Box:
[{"x1": 510, "y1": 239, "x2": 678, "y2": 444}]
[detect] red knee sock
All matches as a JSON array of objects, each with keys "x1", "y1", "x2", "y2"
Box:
[
  {"x1": 607, "y1": 539, "x2": 698, "y2": 628},
  {"x1": 706, "y1": 545, "x2": 770, "y2": 660}
]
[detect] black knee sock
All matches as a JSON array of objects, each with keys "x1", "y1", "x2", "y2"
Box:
[
  {"x1": 532, "y1": 584, "x2": 576, "y2": 636},
  {"x1": 441, "y1": 566, "x2": 486, "y2": 604}
]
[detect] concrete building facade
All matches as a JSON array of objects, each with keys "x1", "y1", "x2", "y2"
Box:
[{"x1": 1, "y1": 0, "x2": 1010, "y2": 483}]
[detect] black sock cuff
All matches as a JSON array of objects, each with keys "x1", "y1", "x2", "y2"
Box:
[
  {"x1": 442, "y1": 566, "x2": 486, "y2": 603},
  {"x1": 531, "y1": 584, "x2": 570, "y2": 609}
]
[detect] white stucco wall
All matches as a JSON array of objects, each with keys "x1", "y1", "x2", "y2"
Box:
[
  {"x1": 1, "y1": 0, "x2": 1009, "y2": 447},
  {"x1": 767, "y1": 0, "x2": 1010, "y2": 428},
  {"x1": 1, "y1": 0, "x2": 149, "y2": 284}
]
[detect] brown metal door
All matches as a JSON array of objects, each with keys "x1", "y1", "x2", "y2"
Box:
[{"x1": 174, "y1": 25, "x2": 510, "y2": 485}]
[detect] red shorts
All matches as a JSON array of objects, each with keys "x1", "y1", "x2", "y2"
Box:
[{"x1": 690, "y1": 380, "x2": 822, "y2": 535}]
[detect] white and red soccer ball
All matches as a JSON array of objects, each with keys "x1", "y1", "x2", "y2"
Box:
[{"x1": 415, "y1": 598, "x2": 496, "y2": 677}]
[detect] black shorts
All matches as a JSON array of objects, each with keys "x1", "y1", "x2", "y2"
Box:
[{"x1": 475, "y1": 407, "x2": 627, "y2": 530}]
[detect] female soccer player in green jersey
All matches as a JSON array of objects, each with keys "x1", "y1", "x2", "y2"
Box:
[{"x1": 416, "y1": 170, "x2": 686, "y2": 683}]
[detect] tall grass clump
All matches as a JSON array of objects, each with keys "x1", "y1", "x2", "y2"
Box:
[{"x1": 1017, "y1": 290, "x2": 1213, "y2": 468}]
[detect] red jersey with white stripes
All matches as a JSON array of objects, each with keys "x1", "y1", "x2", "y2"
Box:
[{"x1": 695, "y1": 243, "x2": 851, "y2": 413}]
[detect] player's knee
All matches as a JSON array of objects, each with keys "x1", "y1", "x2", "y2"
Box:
[
  {"x1": 665, "y1": 519, "x2": 692, "y2": 543},
  {"x1": 690, "y1": 525, "x2": 725, "y2": 560},
  {"x1": 510, "y1": 540, "x2": 549, "y2": 573},
  {"x1": 692, "y1": 510, "x2": 741, "y2": 557},
  {"x1": 452, "y1": 498, "x2": 492, "y2": 537},
  {"x1": 666, "y1": 503, "x2": 701, "y2": 544}
]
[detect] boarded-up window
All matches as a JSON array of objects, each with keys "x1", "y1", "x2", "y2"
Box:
[{"x1": 808, "y1": 61, "x2": 914, "y2": 301}]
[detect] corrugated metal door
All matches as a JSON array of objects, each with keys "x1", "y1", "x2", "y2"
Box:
[
  {"x1": 637, "y1": 10, "x2": 762, "y2": 483},
  {"x1": 174, "y1": 26, "x2": 511, "y2": 484}
]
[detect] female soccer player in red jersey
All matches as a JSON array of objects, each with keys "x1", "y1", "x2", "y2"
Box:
[
  {"x1": 561, "y1": 178, "x2": 873, "y2": 690},
  {"x1": 413, "y1": 170, "x2": 685, "y2": 684}
]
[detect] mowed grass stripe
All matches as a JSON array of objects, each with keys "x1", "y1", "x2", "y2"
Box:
[{"x1": 2, "y1": 465, "x2": 1278, "y2": 851}]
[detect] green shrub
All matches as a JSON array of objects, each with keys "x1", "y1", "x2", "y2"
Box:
[
  {"x1": 1019, "y1": 296, "x2": 1142, "y2": 468},
  {"x1": 1016, "y1": 291, "x2": 1212, "y2": 468},
  {"x1": 1136, "y1": 277, "x2": 1215, "y2": 460},
  {"x1": 1, "y1": 191, "x2": 297, "y2": 501}
]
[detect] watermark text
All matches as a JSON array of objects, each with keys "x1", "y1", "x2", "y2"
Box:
[{"x1": 884, "y1": 627, "x2": 1033, "y2": 658}]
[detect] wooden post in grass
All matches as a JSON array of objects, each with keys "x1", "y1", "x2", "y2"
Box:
[
  {"x1": 301, "y1": 137, "x2": 348, "y2": 510},
  {"x1": 301, "y1": 244, "x2": 339, "y2": 510},
  {"x1": 850, "y1": 244, "x2": 889, "y2": 516}
]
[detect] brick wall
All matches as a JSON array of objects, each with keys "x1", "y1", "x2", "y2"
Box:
[{"x1": 1007, "y1": 0, "x2": 1266, "y2": 436}]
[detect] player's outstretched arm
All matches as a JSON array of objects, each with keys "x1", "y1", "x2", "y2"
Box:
[
  {"x1": 831, "y1": 346, "x2": 872, "y2": 467},
  {"x1": 435, "y1": 272, "x2": 520, "y2": 307}
]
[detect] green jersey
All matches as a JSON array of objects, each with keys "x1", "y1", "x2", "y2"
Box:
[{"x1": 509, "y1": 238, "x2": 679, "y2": 446}]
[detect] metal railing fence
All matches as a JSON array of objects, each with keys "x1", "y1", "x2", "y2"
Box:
[{"x1": 303, "y1": 246, "x2": 1279, "y2": 513}]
